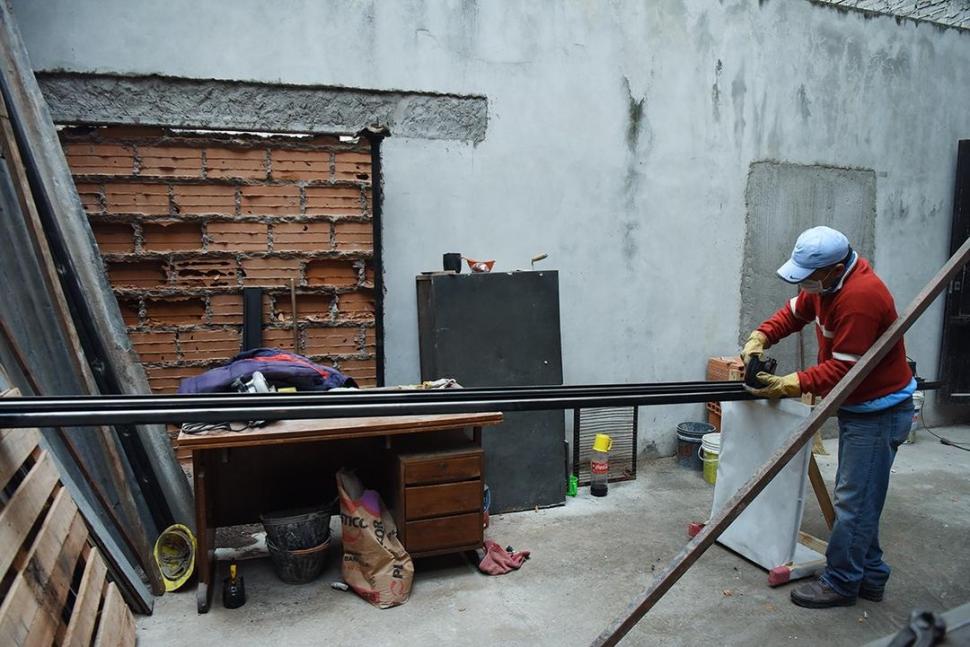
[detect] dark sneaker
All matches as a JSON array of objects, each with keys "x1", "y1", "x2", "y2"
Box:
[
  {"x1": 790, "y1": 580, "x2": 857, "y2": 608},
  {"x1": 858, "y1": 585, "x2": 885, "y2": 602}
]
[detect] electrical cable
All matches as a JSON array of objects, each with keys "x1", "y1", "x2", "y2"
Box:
[{"x1": 917, "y1": 405, "x2": 970, "y2": 452}]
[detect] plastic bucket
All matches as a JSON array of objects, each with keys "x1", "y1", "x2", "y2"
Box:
[
  {"x1": 261, "y1": 502, "x2": 333, "y2": 551},
  {"x1": 699, "y1": 432, "x2": 721, "y2": 485},
  {"x1": 266, "y1": 536, "x2": 331, "y2": 584},
  {"x1": 676, "y1": 422, "x2": 715, "y2": 471},
  {"x1": 907, "y1": 391, "x2": 924, "y2": 443}
]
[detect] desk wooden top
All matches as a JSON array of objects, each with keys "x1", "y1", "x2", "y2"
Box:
[{"x1": 177, "y1": 412, "x2": 504, "y2": 450}]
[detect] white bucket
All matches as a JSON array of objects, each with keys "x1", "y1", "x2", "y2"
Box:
[
  {"x1": 699, "y1": 432, "x2": 721, "y2": 485},
  {"x1": 911, "y1": 391, "x2": 924, "y2": 431},
  {"x1": 701, "y1": 432, "x2": 721, "y2": 456}
]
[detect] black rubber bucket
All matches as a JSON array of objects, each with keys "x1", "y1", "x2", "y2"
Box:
[
  {"x1": 676, "y1": 422, "x2": 715, "y2": 471},
  {"x1": 260, "y1": 503, "x2": 333, "y2": 551},
  {"x1": 266, "y1": 536, "x2": 331, "y2": 584}
]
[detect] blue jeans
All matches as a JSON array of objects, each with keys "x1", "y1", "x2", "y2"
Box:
[{"x1": 820, "y1": 400, "x2": 914, "y2": 597}]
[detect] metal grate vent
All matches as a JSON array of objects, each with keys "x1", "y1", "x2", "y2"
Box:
[{"x1": 573, "y1": 407, "x2": 637, "y2": 485}]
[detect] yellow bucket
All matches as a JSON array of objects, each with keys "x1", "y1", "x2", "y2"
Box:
[
  {"x1": 592, "y1": 434, "x2": 613, "y2": 453},
  {"x1": 700, "y1": 432, "x2": 720, "y2": 486}
]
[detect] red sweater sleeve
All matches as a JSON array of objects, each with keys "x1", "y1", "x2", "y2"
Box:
[
  {"x1": 796, "y1": 309, "x2": 882, "y2": 396},
  {"x1": 757, "y1": 294, "x2": 814, "y2": 345}
]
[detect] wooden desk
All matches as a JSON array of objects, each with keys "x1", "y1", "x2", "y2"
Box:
[{"x1": 178, "y1": 412, "x2": 503, "y2": 613}]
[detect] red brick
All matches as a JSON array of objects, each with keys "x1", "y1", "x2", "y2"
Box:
[
  {"x1": 75, "y1": 183, "x2": 103, "y2": 213},
  {"x1": 207, "y1": 220, "x2": 268, "y2": 252},
  {"x1": 336, "y1": 290, "x2": 375, "y2": 320},
  {"x1": 128, "y1": 330, "x2": 178, "y2": 363},
  {"x1": 205, "y1": 146, "x2": 267, "y2": 180},
  {"x1": 104, "y1": 182, "x2": 170, "y2": 215},
  {"x1": 240, "y1": 185, "x2": 300, "y2": 216},
  {"x1": 363, "y1": 327, "x2": 376, "y2": 354},
  {"x1": 107, "y1": 260, "x2": 167, "y2": 289},
  {"x1": 91, "y1": 221, "x2": 135, "y2": 254},
  {"x1": 145, "y1": 298, "x2": 206, "y2": 326},
  {"x1": 272, "y1": 221, "x2": 332, "y2": 253},
  {"x1": 173, "y1": 184, "x2": 237, "y2": 215},
  {"x1": 334, "y1": 151, "x2": 372, "y2": 183},
  {"x1": 275, "y1": 293, "x2": 332, "y2": 322},
  {"x1": 337, "y1": 358, "x2": 377, "y2": 387},
  {"x1": 305, "y1": 326, "x2": 359, "y2": 356},
  {"x1": 270, "y1": 149, "x2": 331, "y2": 181},
  {"x1": 334, "y1": 222, "x2": 373, "y2": 252},
  {"x1": 240, "y1": 256, "x2": 302, "y2": 287},
  {"x1": 142, "y1": 220, "x2": 203, "y2": 252},
  {"x1": 179, "y1": 328, "x2": 241, "y2": 361},
  {"x1": 362, "y1": 263, "x2": 375, "y2": 288},
  {"x1": 208, "y1": 293, "x2": 243, "y2": 324},
  {"x1": 64, "y1": 143, "x2": 135, "y2": 176},
  {"x1": 116, "y1": 297, "x2": 141, "y2": 326},
  {"x1": 171, "y1": 258, "x2": 238, "y2": 288},
  {"x1": 305, "y1": 186, "x2": 366, "y2": 217},
  {"x1": 137, "y1": 145, "x2": 203, "y2": 178},
  {"x1": 146, "y1": 365, "x2": 206, "y2": 394},
  {"x1": 305, "y1": 260, "x2": 358, "y2": 288},
  {"x1": 262, "y1": 327, "x2": 298, "y2": 352}
]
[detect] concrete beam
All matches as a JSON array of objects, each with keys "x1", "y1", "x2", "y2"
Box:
[{"x1": 36, "y1": 72, "x2": 489, "y2": 142}]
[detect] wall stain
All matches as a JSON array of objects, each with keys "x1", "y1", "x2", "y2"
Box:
[
  {"x1": 731, "y1": 66, "x2": 746, "y2": 144},
  {"x1": 797, "y1": 84, "x2": 812, "y2": 121},
  {"x1": 624, "y1": 75, "x2": 645, "y2": 154},
  {"x1": 712, "y1": 58, "x2": 723, "y2": 122}
]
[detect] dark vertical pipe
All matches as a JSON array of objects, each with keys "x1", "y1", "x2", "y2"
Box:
[
  {"x1": 362, "y1": 126, "x2": 389, "y2": 387},
  {"x1": 242, "y1": 287, "x2": 263, "y2": 351}
]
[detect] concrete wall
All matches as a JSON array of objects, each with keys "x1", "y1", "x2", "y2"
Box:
[{"x1": 12, "y1": 0, "x2": 970, "y2": 455}]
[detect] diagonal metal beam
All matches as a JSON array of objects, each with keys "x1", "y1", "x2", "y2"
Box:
[{"x1": 592, "y1": 234, "x2": 970, "y2": 646}]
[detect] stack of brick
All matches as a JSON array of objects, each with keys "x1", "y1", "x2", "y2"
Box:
[
  {"x1": 706, "y1": 356, "x2": 744, "y2": 431},
  {"x1": 59, "y1": 126, "x2": 379, "y2": 395}
]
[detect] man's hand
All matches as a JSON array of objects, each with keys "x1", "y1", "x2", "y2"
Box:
[
  {"x1": 745, "y1": 372, "x2": 801, "y2": 399},
  {"x1": 740, "y1": 330, "x2": 769, "y2": 367}
]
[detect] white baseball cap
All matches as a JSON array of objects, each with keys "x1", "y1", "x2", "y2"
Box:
[{"x1": 776, "y1": 226, "x2": 850, "y2": 284}]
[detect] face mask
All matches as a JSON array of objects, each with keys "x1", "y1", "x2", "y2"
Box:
[
  {"x1": 799, "y1": 267, "x2": 838, "y2": 295},
  {"x1": 799, "y1": 278, "x2": 824, "y2": 294}
]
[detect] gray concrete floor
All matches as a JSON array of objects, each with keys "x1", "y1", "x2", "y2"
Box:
[{"x1": 138, "y1": 425, "x2": 970, "y2": 646}]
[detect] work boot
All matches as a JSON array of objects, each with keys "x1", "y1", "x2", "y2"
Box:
[
  {"x1": 790, "y1": 579, "x2": 857, "y2": 608},
  {"x1": 858, "y1": 585, "x2": 885, "y2": 602}
]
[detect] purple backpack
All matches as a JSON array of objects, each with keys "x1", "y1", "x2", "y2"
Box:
[{"x1": 177, "y1": 348, "x2": 359, "y2": 394}]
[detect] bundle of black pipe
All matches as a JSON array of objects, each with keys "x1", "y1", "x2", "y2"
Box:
[{"x1": 0, "y1": 379, "x2": 940, "y2": 429}]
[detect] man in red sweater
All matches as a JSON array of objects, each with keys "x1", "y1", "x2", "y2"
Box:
[{"x1": 741, "y1": 226, "x2": 915, "y2": 609}]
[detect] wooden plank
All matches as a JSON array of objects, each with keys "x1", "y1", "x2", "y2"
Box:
[
  {"x1": 0, "y1": 575, "x2": 40, "y2": 646},
  {"x1": 22, "y1": 506, "x2": 89, "y2": 646},
  {"x1": 0, "y1": 487, "x2": 81, "y2": 647},
  {"x1": 62, "y1": 547, "x2": 108, "y2": 647},
  {"x1": 93, "y1": 583, "x2": 135, "y2": 647},
  {"x1": 0, "y1": 451, "x2": 59, "y2": 579},
  {"x1": 0, "y1": 428, "x2": 40, "y2": 491},
  {"x1": 178, "y1": 412, "x2": 504, "y2": 450},
  {"x1": 592, "y1": 235, "x2": 970, "y2": 647},
  {"x1": 808, "y1": 454, "x2": 836, "y2": 530}
]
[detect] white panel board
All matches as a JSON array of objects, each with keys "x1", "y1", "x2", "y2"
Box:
[{"x1": 712, "y1": 399, "x2": 821, "y2": 569}]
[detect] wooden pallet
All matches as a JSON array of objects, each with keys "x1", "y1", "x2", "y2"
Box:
[{"x1": 0, "y1": 422, "x2": 136, "y2": 646}]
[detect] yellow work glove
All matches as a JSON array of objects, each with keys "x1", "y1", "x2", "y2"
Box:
[
  {"x1": 740, "y1": 330, "x2": 769, "y2": 367},
  {"x1": 746, "y1": 372, "x2": 801, "y2": 399}
]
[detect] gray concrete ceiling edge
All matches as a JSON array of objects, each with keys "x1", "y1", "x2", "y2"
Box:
[{"x1": 36, "y1": 72, "x2": 489, "y2": 142}]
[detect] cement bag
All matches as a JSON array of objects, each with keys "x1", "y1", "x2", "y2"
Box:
[{"x1": 336, "y1": 469, "x2": 414, "y2": 608}]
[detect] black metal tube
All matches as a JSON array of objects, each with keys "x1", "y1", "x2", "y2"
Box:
[
  {"x1": 0, "y1": 388, "x2": 759, "y2": 428},
  {"x1": 3, "y1": 381, "x2": 749, "y2": 411}
]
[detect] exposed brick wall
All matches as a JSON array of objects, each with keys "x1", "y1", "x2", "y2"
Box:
[{"x1": 61, "y1": 126, "x2": 379, "y2": 394}]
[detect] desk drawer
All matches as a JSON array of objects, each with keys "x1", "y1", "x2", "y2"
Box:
[
  {"x1": 405, "y1": 480, "x2": 481, "y2": 521},
  {"x1": 404, "y1": 512, "x2": 482, "y2": 553},
  {"x1": 404, "y1": 452, "x2": 481, "y2": 485}
]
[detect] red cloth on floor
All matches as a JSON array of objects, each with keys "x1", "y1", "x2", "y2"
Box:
[{"x1": 478, "y1": 540, "x2": 530, "y2": 575}]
